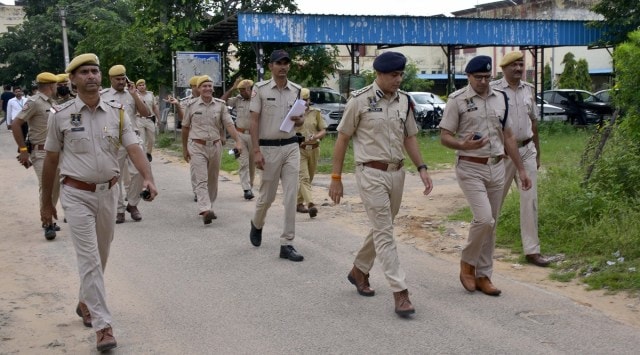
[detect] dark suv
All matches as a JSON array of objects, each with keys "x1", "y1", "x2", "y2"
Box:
[
  {"x1": 308, "y1": 87, "x2": 346, "y2": 131},
  {"x1": 542, "y1": 89, "x2": 613, "y2": 125}
]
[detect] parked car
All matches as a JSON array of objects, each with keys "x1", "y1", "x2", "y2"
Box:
[
  {"x1": 542, "y1": 89, "x2": 614, "y2": 125},
  {"x1": 308, "y1": 87, "x2": 346, "y2": 131},
  {"x1": 594, "y1": 89, "x2": 612, "y2": 104},
  {"x1": 536, "y1": 96, "x2": 568, "y2": 122},
  {"x1": 408, "y1": 92, "x2": 445, "y2": 129}
]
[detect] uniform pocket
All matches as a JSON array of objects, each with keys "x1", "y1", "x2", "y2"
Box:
[{"x1": 66, "y1": 132, "x2": 90, "y2": 154}]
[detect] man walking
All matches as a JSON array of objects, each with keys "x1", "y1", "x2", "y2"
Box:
[
  {"x1": 329, "y1": 51, "x2": 433, "y2": 317},
  {"x1": 491, "y1": 51, "x2": 549, "y2": 267},
  {"x1": 439, "y1": 55, "x2": 531, "y2": 296},
  {"x1": 221, "y1": 78, "x2": 256, "y2": 200},
  {"x1": 135, "y1": 79, "x2": 160, "y2": 162},
  {"x1": 101, "y1": 64, "x2": 150, "y2": 224},
  {"x1": 249, "y1": 49, "x2": 305, "y2": 262},
  {"x1": 12, "y1": 73, "x2": 61, "y2": 240},
  {"x1": 6, "y1": 87, "x2": 26, "y2": 130},
  {"x1": 40, "y1": 53, "x2": 158, "y2": 352}
]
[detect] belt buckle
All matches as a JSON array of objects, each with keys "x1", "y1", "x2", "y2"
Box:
[
  {"x1": 206, "y1": 140, "x2": 214, "y2": 147},
  {"x1": 489, "y1": 156, "x2": 500, "y2": 165},
  {"x1": 95, "y1": 182, "x2": 110, "y2": 192},
  {"x1": 305, "y1": 144, "x2": 313, "y2": 150}
]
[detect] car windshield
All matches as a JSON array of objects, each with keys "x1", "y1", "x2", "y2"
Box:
[
  {"x1": 411, "y1": 93, "x2": 445, "y2": 105},
  {"x1": 311, "y1": 90, "x2": 346, "y2": 104}
]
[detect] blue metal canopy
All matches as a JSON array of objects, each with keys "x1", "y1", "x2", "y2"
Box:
[{"x1": 237, "y1": 13, "x2": 606, "y2": 47}]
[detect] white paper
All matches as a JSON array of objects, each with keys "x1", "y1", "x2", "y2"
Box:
[{"x1": 279, "y1": 99, "x2": 307, "y2": 133}]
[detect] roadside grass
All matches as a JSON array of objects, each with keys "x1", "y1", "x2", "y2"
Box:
[{"x1": 157, "y1": 123, "x2": 640, "y2": 292}]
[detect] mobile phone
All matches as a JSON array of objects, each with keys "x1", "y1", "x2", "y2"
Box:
[
  {"x1": 140, "y1": 189, "x2": 151, "y2": 200},
  {"x1": 472, "y1": 132, "x2": 482, "y2": 140}
]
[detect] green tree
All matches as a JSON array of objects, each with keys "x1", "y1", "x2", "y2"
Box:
[
  {"x1": 613, "y1": 30, "x2": 640, "y2": 139},
  {"x1": 592, "y1": 0, "x2": 640, "y2": 46},
  {"x1": 358, "y1": 62, "x2": 434, "y2": 92},
  {"x1": 575, "y1": 59, "x2": 592, "y2": 91},
  {"x1": 543, "y1": 63, "x2": 552, "y2": 90},
  {"x1": 558, "y1": 52, "x2": 579, "y2": 89}
]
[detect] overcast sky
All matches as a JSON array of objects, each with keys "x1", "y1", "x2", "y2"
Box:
[{"x1": 295, "y1": 0, "x2": 497, "y2": 16}]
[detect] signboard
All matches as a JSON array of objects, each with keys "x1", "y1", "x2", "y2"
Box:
[{"x1": 175, "y1": 51, "x2": 222, "y2": 87}]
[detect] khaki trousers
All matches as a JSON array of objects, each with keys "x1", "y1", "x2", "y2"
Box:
[
  {"x1": 116, "y1": 146, "x2": 143, "y2": 212},
  {"x1": 32, "y1": 148, "x2": 60, "y2": 212},
  {"x1": 297, "y1": 146, "x2": 319, "y2": 205},
  {"x1": 456, "y1": 159, "x2": 506, "y2": 278},
  {"x1": 237, "y1": 132, "x2": 255, "y2": 191},
  {"x1": 252, "y1": 143, "x2": 299, "y2": 244},
  {"x1": 353, "y1": 165, "x2": 407, "y2": 292},
  {"x1": 188, "y1": 140, "x2": 222, "y2": 214},
  {"x1": 60, "y1": 183, "x2": 118, "y2": 330},
  {"x1": 501, "y1": 143, "x2": 539, "y2": 255},
  {"x1": 138, "y1": 117, "x2": 156, "y2": 154}
]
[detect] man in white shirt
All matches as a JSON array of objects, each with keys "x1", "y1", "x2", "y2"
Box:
[{"x1": 6, "y1": 87, "x2": 26, "y2": 130}]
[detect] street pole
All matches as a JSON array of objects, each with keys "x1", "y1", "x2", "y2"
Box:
[{"x1": 60, "y1": 7, "x2": 70, "y2": 68}]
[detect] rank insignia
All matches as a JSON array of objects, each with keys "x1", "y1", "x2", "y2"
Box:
[{"x1": 70, "y1": 113, "x2": 82, "y2": 127}]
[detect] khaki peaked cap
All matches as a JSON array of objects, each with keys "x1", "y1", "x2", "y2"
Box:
[{"x1": 65, "y1": 53, "x2": 100, "y2": 73}]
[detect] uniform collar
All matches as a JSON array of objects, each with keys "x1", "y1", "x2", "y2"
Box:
[
  {"x1": 372, "y1": 81, "x2": 399, "y2": 102},
  {"x1": 268, "y1": 79, "x2": 294, "y2": 91}
]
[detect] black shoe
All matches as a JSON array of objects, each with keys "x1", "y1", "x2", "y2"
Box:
[
  {"x1": 202, "y1": 210, "x2": 217, "y2": 225},
  {"x1": 44, "y1": 225, "x2": 56, "y2": 241},
  {"x1": 193, "y1": 193, "x2": 197, "y2": 202},
  {"x1": 279, "y1": 245, "x2": 304, "y2": 262},
  {"x1": 53, "y1": 223, "x2": 61, "y2": 231},
  {"x1": 146, "y1": 153, "x2": 152, "y2": 162},
  {"x1": 308, "y1": 203, "x2": 318, "y2": 218},
  {"x1": 250, "y1": 220, "x2": 262, "y2": 247},
  {"x1": 243, "y1": 189, "x2": 254, "y2": 200}
]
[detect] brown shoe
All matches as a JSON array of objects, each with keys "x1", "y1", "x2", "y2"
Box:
[
  {"x1": 459, "y1": 260, "x2": 476, "y2": 292},
  {"x1": 347, "y1": 265, "x2": 375, "y2": 296},
  {"x1": 296, "y1": 203, "x2": 309, "y2": 213},
  {"x1": 115, "y1": 212, "x2": 125, "y2": 224},
  {"x1": 96, "y1": 326, "x2": 117, "y2": 352},
  {"x1": 393, "y1": 289, "x2": 415, "y2": 317},
  {"x1": 126, "y1": 204, "x2": 142, "y2": 221},
  {"x1": 308, "y1": 203, "x2": 318, "y2": 218},
  {"x1": 75, "y1": 302, "x2": 92, "y2": 327},
  {"x1": 202, "y1": 210, "x2": 217, "y2": 225},
  {"x1": 475, "y1": 276, "x2": 501, "y2": 296},
  {"x1": 526, "y1": 253, "x2": 550, "y2": 267}
]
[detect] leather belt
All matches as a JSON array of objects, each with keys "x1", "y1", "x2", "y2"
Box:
[
  {"x1": 458, "y1": 155, "x2": 504, "y2": 165},
  {"x1": 301, "y1": 142, "x2": 319, "y2": 149},
  {"x1": 517, "y1": 137, "x2": 533, "y2": 147},
  {"x1": 63, "y1": 176, "x2": 118, "y2": 192},
  {"x1": 236, "y1": 127, "x2": 249, "y2": 134},
  {"x1": 362, "y1": 160, "x2": 404, "y2": 171},
  {"x1": 33, "y1": 144, "x2": 46, "y2": 151},
  {"x1": 259, "y1": 137, "x2": 298, "y2": 147},
  {"x1": 191, "y1": 138, "x2": 220, "y2": 146}
]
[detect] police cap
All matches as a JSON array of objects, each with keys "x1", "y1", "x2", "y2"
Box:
[
  {"x1": 65, "y1": 53, "x2": 100, "y2": 74},
  {"x1": 500, "y1": 51, "x2": 524, "y2": 67},
  {"x1": 108, "y1": 64, "x2": 126, "y2": 77},
  {"x1": 36, "y1": 72, "x2": 58, "y2": 84},
  {"x1": 189, "y1": 76, "x2": 200, "y2": 87},
  {"x1": 270, "y1": 49, "x2": 290, "y2": 63},
  {"x1": 237, "y1": 79, "x2": 254, "y2": 89},
  {"x1": 301, "y1": 88, "x2": 310, "y2": 100},
  {"x1": 136, "y1": 79, "x2": 146, "y2": 86},
  {"x1": 373, "y1": 52, "x2": 407, "y2": 73},
  {"x1": 197, "y1": 75, "x2": 212, "y2": 88},
  {"x1": 465, "y1": 55, "x2": 492, "y2": 74},
  {"x1": 56, "y1": 73, "x2": 69, "y2": 83}
]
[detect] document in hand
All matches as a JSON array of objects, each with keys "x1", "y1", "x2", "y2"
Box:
[{"x1": 280, "y1": 99, "x2": 307, "y2": 133}]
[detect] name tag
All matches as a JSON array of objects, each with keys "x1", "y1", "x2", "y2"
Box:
[
  {"x1": 368, "y1": 108, "x2": 383, "y2": 112},
  {"x1": 71, "y1": 127, "x2": 85, "y2": 132},
  {"x1": 267, "y1": 98, "x2": 276, "y2": 101}
]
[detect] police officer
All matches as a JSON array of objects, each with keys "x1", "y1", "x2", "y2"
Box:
[
  {"x1": 56, "y1": 73, "x2": 74, "y2": 104},
  {"x1": 296, "y1": 87, "x2": 326, "y2": 218},
  {"x1": 221, "y1": 78, "x2": 256, "y2": 200},
  {"x1": 101, "y1": 64, "x2": 150, "y2": 223},
  {"x1": 329, "y1": 51, "x2": 433, "y2": 317},
  {"x1": 135, "y1": 79, "x2": 160, "y2": 162},
  {"x1": 491, "y1": 52, "x2": 549, "y2": 267},
  {"x1": 12, "y1": 72, "x2": 61, "y2": 240},
  {"x1": 180, "y1": 75, "x2": 244, "y2": 225},
  {"x1": 40, "y1": 53, "x2": 158, "y2": 352},
  {"x1": 439, "y1": 55, "x2": 531, "y2": 296},
  {"x1": 249, "y1": 49, "x2": 305, "y2": 262}
]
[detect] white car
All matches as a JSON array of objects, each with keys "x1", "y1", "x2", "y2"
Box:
[
  {"x1": 409, "y1": 92, "x2": 445, "y2": 129},
  {"x1": 536, "y1": 96, "x2": 568, "y2": 122}
]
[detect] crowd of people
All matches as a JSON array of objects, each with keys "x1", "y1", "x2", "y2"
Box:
[{"x1": 2, "y1": 49, "x2": 550, "y2": 352}]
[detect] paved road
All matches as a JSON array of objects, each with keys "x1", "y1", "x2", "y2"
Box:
[{"x1": 1, "y1": 127, "x2": 639, "y2": 354}]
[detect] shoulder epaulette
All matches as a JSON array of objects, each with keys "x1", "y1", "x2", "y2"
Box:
[
  {"x1": 213, "y1": 97, "x2": 226, "y2": 104},
  {"x1": 522, "y1": 81, "x2": 535, "y2": 88},
  {"x1": 105, "y1": 100, "x2": 123, "y2": 109},
  {"x1": 448, "y1": 86, "x2": 468, "y2": 99},
  {"x1": 255, "y1": 79, "x2": 272, "y2": 88},
  {"x1": 489, "y1": 79, "x2": 502, "y2": 87},
  {"x1": 99, "y1": 88, "x2": 110, "y2": 95},
  {"x1": 289, "y1": 82, "x2": 302, "y2": 90},
  {"x1": 55, "y1": 99, "x2": 76, "y2": 112},
  {"x1": 351, "y1": 85, "x2": 373, "y2": 98}
]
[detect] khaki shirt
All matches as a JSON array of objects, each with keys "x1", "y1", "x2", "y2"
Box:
[
  {"x1": 138, "y1": 91, "x2": 156, "y2": 117},
  {"x1": 44, "y1": 98, "x2": 138, "y2": 183},
  {"x1": 490, "y1": 78, "x2": 537, "y2": 142},
  {"x1": 101, "y1": 87, "x2": 140, "y2": 130},
  {"x1": 182, "y1": 97, "x2": 233, "y2": 141},
  {"x1": 295, "y1": 107, "x2": 326, "y2": 139},
  {"x1": 15, "y1": 92, "x2": 55, "y2": 145},
  {"x1": 227, "y1": 95, "x2": 251, "y2": 130},
  {"x1": 439, "y1": 85, "x2": 508, "y2": 158},
  {"x1": 337, "y1": 82, "x2": 418, "y2": 164},
  {"x1": 249, "y1": 79, "x2": 302, "y2": 139}
]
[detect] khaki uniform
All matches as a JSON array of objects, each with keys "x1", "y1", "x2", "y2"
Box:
[
  {"x1": 228, "y1": 95, "x2": 254, "y2": 191},
  {"x1": 249, "y1": 79, "x2": 301, "y2": 244},
  {"x1": 490, "y1": 78, "x2": 540, "y2": 255},
  {"x1": 181, "y1": 96, "x2": 198, "y2": 194},
  {"x1": 138, "y1": 91, "x2": 156, "y2": 154},
  {"x1": 295, "y1": 107, "x2": 326, "y2": 205},
  {"x1": 44, "y1": 97, "x2": 138, "y2": 330},
  {"x1": 183, "y1": 97, "x2": 233, "y2": 214},
  {"x1": 337, "y1": 82, "x2": 419, "y2": 292},
  {"x1": 15, "y1": 92, "x2": 60, "y2": 209},
  {"x1": 101, "y1": 88, "x2": 143, "y2": 213},
  {"x1": 439, "y1": 85, "x2": 509, "y2": 278}
]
